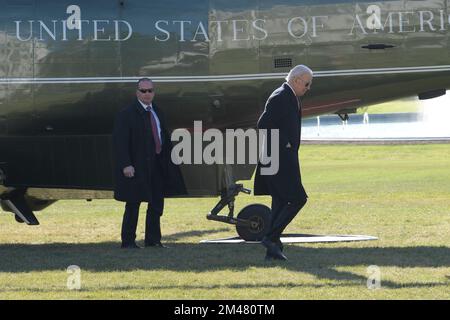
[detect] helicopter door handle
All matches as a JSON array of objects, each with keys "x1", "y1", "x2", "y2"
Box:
[{"x1": 362, "y1": 44, "x2": 395, "y2": 50}]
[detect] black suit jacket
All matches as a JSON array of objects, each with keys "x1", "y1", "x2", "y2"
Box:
[
  {"x1": 113, "y1": 99, "x2": 186, "y2": 203},
  {"x1": 253, "y1": 83, "x2": 307, "y2": 203}
]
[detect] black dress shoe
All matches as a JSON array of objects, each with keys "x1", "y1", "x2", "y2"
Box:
[
  {"x1": 260, "y1": 236, "x2": 274, "y2": 250},
  {"x1": 145, "y1": 242, "x2": 169, "y2": 248},
  {"x1": 275, "y1": 239, "x2": 284, "y2": 252},
  {"x1": 121, "y1": 243, "x2": 142, "y2": 249},
  {"x1": 261, "y1": 237, "x2": 287, "y2": 260},
  {"x1": 265, "y1": 251, "x2": 288, "y2": 261},
  {"x1": 264, "y1": 237, "x2": 283, "y2": 251}
]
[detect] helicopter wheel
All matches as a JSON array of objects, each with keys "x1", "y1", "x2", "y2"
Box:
[{"x1": 235, "y1": 204, "x2": 271, "y2": 241}]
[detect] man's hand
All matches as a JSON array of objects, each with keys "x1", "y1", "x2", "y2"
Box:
[{"x1": 123, "y1": 166, "x2": 135, "y2": 178}]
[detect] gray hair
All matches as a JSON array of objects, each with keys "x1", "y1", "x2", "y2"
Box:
[
  {"x1": 285, "y1": 65, "x2": 313, "y2": 82},
  {"x1": 137, "y1": 77, "x2": 153, "y2": 87}
]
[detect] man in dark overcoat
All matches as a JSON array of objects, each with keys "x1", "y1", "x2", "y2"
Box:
[
  {"x1": 113, "y1": 78, "x2": 186, "y2": 249},
  {"x1": 254, "y1": 65, "x2": 313, "y2": 260}
]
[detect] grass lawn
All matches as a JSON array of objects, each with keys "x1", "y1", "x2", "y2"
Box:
[
  {"x1": 0, "y1": 144, "x2": 449, "y2": 299},
  {"x1": 358, "y1": 99, "x2": 421, "y2": 114}
]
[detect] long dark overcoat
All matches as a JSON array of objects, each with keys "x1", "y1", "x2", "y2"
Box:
[
  {"x1": 113, "y1": 99, "x2": 186, "y2": 202},
  {"x1": 254, "y1": 83, "x2": 307, "y2": 203}
]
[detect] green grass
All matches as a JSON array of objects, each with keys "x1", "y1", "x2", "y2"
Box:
[
  {"x1": 1, "y1": 144, "x2": 450, "y2": 299},
  {"x1": 358, "y1": 99, "x2": 421, "y2": 114}
]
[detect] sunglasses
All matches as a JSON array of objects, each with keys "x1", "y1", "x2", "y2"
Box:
[
  {"x1": 138, "y1": 88, "x2": 154, "y2": 93},
  {"x1": 299, "y1": 79, "x2": 311, "y2": 88}
]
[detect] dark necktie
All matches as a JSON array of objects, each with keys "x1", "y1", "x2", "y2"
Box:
[{"x1": 147, "y1": 106, "x2": 162, "y2": 154}]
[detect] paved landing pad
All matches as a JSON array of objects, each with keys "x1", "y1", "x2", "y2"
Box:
[{"x1": 200, "y1": 233, "x2": 378, "y2": 244}]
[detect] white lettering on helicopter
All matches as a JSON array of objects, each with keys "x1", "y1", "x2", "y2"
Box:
[
  {"x1": 350, "y1": 5, "x2": 447, "y2": 35},
  {"x1": 12, "y1": 5, "x2": 450, "y2": 43}
]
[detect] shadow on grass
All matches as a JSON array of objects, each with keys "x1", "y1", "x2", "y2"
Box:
[
  {"x1": 0, "y1": 239, "x2": 449, "y2": 289},
  {"x1": 164, "y1": 228, "x2": 230, "y2": 241},
  {"x1": 1, "y1": 281, "x2": 448, "y2": 294}
]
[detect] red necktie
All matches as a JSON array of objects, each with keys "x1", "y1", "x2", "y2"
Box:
[{"x1": 147, "y1": 106, "x2": 162, "y2": 154}]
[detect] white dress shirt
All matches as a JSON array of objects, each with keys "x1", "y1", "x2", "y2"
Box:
[{"x1": 138, "y1": 99, "x2": 162, "y2": 143}]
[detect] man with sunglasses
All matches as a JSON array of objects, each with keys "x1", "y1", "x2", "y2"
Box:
[
  {"x1": 254, "y1": 65, "x2": 313, "y2": 261},
  {"x1": 113, "y1": 78, "x2": 186, "y2": 249}
]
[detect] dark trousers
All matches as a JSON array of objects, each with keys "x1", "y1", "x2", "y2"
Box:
[
  {"x1": 266, "y1": 185, "x2": 307, "y2": 242},
  {"x1": 121, "y1": 159, "x2": 165, "y2": 245}
]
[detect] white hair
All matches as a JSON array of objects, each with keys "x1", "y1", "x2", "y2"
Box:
[{"x1": 285, "y1": 65, "x2": 313, "y2": 82}]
